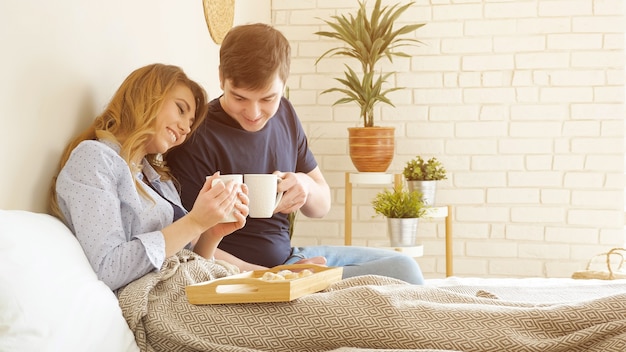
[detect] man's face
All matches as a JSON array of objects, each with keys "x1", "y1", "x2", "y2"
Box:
[{"x1": 219, "y1": 73, "x2": 284, "y2": 132}]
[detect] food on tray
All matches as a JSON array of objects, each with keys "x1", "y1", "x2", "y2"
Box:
[{"x1": 261, "y1": 269, "x2": 314, "y2": 281}]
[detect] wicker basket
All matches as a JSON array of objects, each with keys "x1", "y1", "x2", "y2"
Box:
[
  {"x1": 203, "y1": 0, "x2": 235, "y2": 44},
  {"x1": 571, "y1": 247, "x2": 626, "y2": 280}
]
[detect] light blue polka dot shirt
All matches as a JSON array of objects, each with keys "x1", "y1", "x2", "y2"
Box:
[{"x1": 56, "y1": 139, "x2": 188, "y2": 291}]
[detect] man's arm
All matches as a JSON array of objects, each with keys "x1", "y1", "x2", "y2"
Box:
[
  {"x1": 275, "y1": 166, "x2": 331, "y2": 218},
  {"x1": 299, "y1": 167, "x2": 331, "y2": 218}
]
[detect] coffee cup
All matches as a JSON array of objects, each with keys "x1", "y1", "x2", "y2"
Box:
[
  {"x1": 210, "y1": 174, "x2": 243, "y2": 223},
  {"x1": 244, "y1": 174, "x2": 283, "y2": 218}
]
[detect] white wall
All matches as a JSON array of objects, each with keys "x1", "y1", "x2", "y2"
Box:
[
  {"x1": 0, "y1": 0, "x2": 270, "y2": 212},
  {"x1": 275, "y1": 0, "x2": 625, "y2": 278}
]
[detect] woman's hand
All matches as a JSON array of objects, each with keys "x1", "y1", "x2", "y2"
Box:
[
  {"x1": 190, "y1": 180, "x2": 249, "y2": 259},
  {"x1": 207, "y1": 182, "x2": 249, "y2": 238},
  {"x1": 187, "y1": 172, "x2": 246, "y2": 232}
]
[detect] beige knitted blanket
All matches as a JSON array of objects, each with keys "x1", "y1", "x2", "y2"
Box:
[{"x1": 118, "y1": 250, "x2": 626, "y2": 352}]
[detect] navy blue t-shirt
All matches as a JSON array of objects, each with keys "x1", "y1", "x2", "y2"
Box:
[{"x1": 166, "y1": 96, "x2": 318, "y2": 267}]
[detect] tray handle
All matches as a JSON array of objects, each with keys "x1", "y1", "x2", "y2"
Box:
[{"x1": 188, "y1": 276, "x2": 278, "y2": 294}]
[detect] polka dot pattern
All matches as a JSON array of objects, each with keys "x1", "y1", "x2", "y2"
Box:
[{"x1": 56, "y1": 139, "x2": 186, "y2": 291}]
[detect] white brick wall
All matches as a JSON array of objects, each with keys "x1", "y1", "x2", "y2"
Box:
[{"x1": 272, "y1": 0, "x2": 625, "y2": 278}]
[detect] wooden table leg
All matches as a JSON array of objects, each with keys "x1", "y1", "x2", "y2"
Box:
[
  {"x1": 344, "y1": 172, "x2": 352, "y2": 246},
  {"x1": 393, "y1": 173, "x2": 403, "y2": 189},
  {"x1": 445, "y1": 205, "x2": 453, "y2": 277}
]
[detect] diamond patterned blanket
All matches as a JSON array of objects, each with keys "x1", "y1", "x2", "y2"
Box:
[{"x1": 118, "y1": 251, "x2": 626, "y2": 352}]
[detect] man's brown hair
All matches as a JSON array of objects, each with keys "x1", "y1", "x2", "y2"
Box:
[{"x1": 219, "y1": 23, "x2": 291, "y2": 90}]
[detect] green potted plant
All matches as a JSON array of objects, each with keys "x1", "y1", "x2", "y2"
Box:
[
  {"x1": 402, "y1": 156, "x2": 447, "y2": 206},
  {"x1": 314, "y1": 0, "x2": 425, "y2": 172},
  {"x1": 372, "y1": 185, "x2": 427, "y2": 247}
]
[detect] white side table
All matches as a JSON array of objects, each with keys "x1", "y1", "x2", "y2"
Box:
[{"x1": 344, "y1": 172, "x2": 453, "y2": 277}]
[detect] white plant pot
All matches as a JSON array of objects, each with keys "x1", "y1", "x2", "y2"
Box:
[
  {"x1": 407, "y1": 180, "x2": 437, "y2": 206},
  {"x1": 387, "y1": 217, "x2": 419, "y2": 247}
]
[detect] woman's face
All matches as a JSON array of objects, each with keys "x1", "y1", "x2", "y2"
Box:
[{"x1": 145, "y1": 84, "x2": 196, "y2": 155}]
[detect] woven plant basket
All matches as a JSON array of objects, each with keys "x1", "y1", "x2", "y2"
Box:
[
  {"x1": 203, "y1": 0, "x2": 235, "y2": 44},
  {"x1": 571, "y1": 247, "x2": 626, "y2": 280}
]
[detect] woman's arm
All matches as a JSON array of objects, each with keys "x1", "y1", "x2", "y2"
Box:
[
  {"x1": 162, "y1": 176, "x2": 238, "y2": 257},
  {"x1": 187, "y1": 178, "x2": 250, "y2": 260}
]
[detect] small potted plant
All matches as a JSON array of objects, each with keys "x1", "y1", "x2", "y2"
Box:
[
  {"x1": 372, "y1": 185, "x2": 427, "y2": 247},
  {"x1": 402, "y1": 156, "x2": 447, "y2": 206}
]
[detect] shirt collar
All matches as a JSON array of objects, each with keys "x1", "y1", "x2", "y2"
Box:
[{"x1": 98, "y1": 138, "x2": 159, "y2": 183}]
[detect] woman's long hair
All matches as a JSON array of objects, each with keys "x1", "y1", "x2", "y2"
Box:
[{"x1": 49, "y1": 63, "x2": 208, "y2": 221}]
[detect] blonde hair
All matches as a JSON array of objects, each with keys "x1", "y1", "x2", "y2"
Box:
[{"x1": 49, "y1": 63, "x2": 208, "y2": 220}]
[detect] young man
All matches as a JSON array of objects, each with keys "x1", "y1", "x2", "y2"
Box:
[{"x1": 167, "y1": 23, "x2": 425, "y2": 284}]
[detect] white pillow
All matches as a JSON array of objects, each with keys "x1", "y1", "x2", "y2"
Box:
[{"x1": 0, "y1": 210, "x2": 139, "y2": 352}]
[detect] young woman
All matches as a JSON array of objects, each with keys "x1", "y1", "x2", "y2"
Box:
[{"x1": 49, "y1": 63, "x2": 249, "y2": 291}]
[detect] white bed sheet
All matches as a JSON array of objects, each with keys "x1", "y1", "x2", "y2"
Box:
[{"x1": 426, "y1": 276, "x2": 626, "y2": 303}]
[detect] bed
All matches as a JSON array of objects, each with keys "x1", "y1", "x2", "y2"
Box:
[{"x1": 2, "y1": 209, "x2": 625, "y2": 352}]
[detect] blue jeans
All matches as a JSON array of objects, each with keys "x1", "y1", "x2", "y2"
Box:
[{"x1": 284, "y1": 245, "x2": 425, "y2": 285}]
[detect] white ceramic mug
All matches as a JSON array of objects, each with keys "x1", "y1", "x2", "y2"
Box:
[
  {"x1": 210, "y1": 174, "x2": 243, "y2": 223},
  {"x1": 244, "y1": 174, "x2": 283, "y2": 218}
]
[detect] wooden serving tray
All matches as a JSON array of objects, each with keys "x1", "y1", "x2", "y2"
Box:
[{"x1": 186, "y1": 264, "x2": 343, "y2": 304}]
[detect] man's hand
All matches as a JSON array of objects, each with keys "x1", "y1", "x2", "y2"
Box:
[{"x1": 273, "y1": 171, "x2": 307, "y2": 214}]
